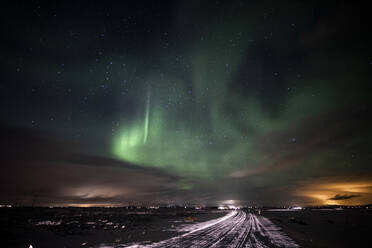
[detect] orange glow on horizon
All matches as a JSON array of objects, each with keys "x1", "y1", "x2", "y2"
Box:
[
  {"x1": 294, "y1": 178, "x2": 372, "y2": 206},
  {"x1": 66, "y1": 203, "x2": 123, "y2": 208}
]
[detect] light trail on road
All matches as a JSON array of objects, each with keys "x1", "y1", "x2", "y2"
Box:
[{"x1": 94, "y1": 210, "x2": 299, "y2": 248}]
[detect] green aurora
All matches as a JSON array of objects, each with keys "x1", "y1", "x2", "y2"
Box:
[
  {"x1": 112, "y1": 28, "x2": 369, "y2": 182},
  {"x1": 111, "y1": 2, "x2": 371, "y2": 186}
]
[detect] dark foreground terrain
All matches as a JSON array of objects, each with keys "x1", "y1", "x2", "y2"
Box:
[
  {"x1": 0, "y1": 207, "x2": 225, "y2": 248},
  {"x1": 1, "y1": 207, "x2": 371, "y2": 247},
  {"x1": 261, "y1": 208, "x2": 372, "y2": 248}
]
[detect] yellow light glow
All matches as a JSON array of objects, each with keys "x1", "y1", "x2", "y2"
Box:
[
  {"x1": 294, "y1": 178, "x2": 372, "y2": 205},
  {"x1": 64, "y1": 185, "x2": 130, "y2": 199}
]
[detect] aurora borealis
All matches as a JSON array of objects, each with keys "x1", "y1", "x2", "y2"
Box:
[{"x1": 1, "y1": 1, "x2": 372, "y2": 206}]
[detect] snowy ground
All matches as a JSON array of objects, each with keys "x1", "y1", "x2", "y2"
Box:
[{"x1": 94, "y1": 210, "x2": 298, "y2": 248}]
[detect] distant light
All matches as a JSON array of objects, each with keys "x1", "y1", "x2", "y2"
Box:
[
  {"x1": 29, "y1": 245, "x2": 33, "y2": 248},
  {"x1": 0, "y1": 205, "x2": 12, "y2": 208},
  {"x1": 218, "y1": 205, "x2": 239, "y2": 210},
  {"x1": 291, "y1": 206, "x2": 303, "y2": 210},
  {"x1": 148, "y1": 206, "x2": 159, "y2": 209}
]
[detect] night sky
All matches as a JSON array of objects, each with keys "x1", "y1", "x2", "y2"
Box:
[{"x1": 1, "y1": 0, "x2": 372, "y2": 207}]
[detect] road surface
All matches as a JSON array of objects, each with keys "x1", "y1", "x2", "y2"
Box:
[{"x1": 95, "y1": 210, "x2": 299, "y2": 248}]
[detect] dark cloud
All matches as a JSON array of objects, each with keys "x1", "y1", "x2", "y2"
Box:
[
  {"x1": 329, "y1": 194, "x2": 360, "y2": 201},
  {"x1": 0, "y1": 125, "x2": 180, "y2": 206},
  {"x1": 231, "y1": 106, "x2": 372, "y2": 179}
]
